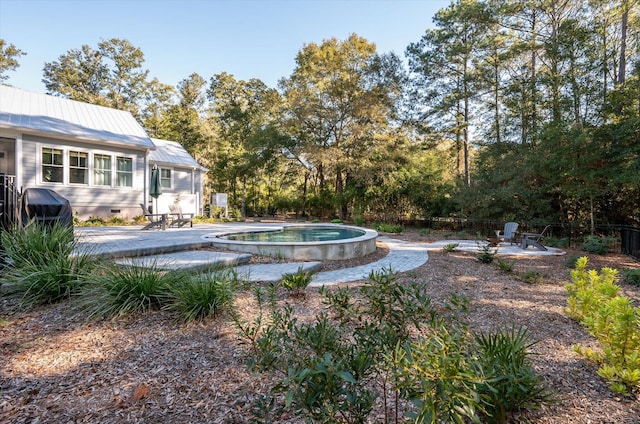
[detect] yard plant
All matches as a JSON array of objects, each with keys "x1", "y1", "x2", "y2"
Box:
[
  {"x1": 565, "y1": 257, "x2": 640, "y2": 396},
  {"x1": 236, "y1": 268, "x2": 553, "y2": 423},
  {"x1": 1, "y1": 222, "x2": 95, "y2": 306}
]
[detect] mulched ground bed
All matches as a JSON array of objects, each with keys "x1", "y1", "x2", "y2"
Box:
[{"x1": 1, "y1": 229, "x2": 639, "y2": 423}]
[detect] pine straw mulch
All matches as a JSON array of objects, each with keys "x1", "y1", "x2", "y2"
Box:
[{"x1": 1, "y1": 230, "x2": 639, "y2": 423}]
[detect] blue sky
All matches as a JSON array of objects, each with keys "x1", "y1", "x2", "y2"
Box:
[{"x1": 0, "y1": 0, "x2": 450, "y2": 94}]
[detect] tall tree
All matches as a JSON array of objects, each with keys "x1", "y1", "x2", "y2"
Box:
[
  {"x1": 280, "y1": 34, "x2": 404, "y2": 219},
  {"x1": 207, "y1": 73, "x2": 282, "y2": 216},
  {"x1": 42, "y1": 38, "x2": 150, "y2": 118},
  {"x1": 0, "y1": 39, "x2": 26, "y2": 83},
  {"x1": 407, "y1": 0, "x2": 491, "y2": 186}
]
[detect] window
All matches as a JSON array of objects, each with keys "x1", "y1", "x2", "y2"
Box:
[
  {"x1": 160, "y1": 168, "x2": 172, "y2": 189},
  {"x1": 116, "y1": 156, "x2": 133, "y2": 187},
  {"x1": 42, "y1": 147, "x2": 63, "y2": 183},
  {"x1": 69, "y1": 151, "x2": 88, "y2": 184},
  {"x1": 94, "y1": 154, "x2": 112, "y2": 186}
]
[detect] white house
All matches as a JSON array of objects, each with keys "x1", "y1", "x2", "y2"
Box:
[{"x1": 0, "y1": 85, "x2": 206, "y2": 220}]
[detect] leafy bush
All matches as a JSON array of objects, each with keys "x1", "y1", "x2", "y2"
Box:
[
  {"x1": 621, "y1": 269, "x2": 640, "y2": 287},
  {"x1": 564, "y1": 254, "x2": 581, "y2": 268},
  {"x1": 280, "y1": 266, "x2": 315, "y2": 294},
  {"x1": 353, "y1": 215, "x2": 365, "y2": 226},
  {"x1": 1, "y1": 223, "x2": 95, "y2": 306},
  {"x1": 565, "y1": 257, "x2": 640, "y2": 396},
  {"x1": 80, "y1": 261, "x2": 182, "y2": 319},
  {"x1": 475, "y1": 326, "x2": 554, "y2": 423},
  {"x1": 495, "y1": 258, "x2": 516, "y2": 273},
  {"x1": 168, "y1": 271, "x2": 235, "y2": 321},
  {"x1": 442, "y1": 242, "x2": 459, "y2": 253},
  {"x1": 331, "y1": 218, "x2": 344, "y2": 224},
  {"x1": 372, "y1": 222, "x2": 404, "y2": 233},
  {"x1": 236, "y1": 268, "x2": 551, "y2": 423},
  {"x1": 476, "y1": 243, "x2": 497, "y2": 263},
  {"x1": 581, "y1": 235, "x2": 617, "y2": 255},
  {"x1": 543, "y1": 236, "x2": 570, "y2": 248},
  {"x1": 519, "y1": 270, "x2": 543, "y2": 284}
]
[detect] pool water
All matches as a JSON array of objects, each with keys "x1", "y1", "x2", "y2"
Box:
[{"x1": 224, "y1": 227, "x2": 365, "y2": 243}]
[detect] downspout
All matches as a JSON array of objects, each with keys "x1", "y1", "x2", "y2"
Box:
[
  {"x1": 15, "y1": 135, "x2": 22, "y2": 190},
  {"x1": 144, "y1": 151, "x2": 149, "y2": 209}
]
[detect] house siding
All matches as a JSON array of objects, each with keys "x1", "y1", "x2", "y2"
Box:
[{"x1": 19, "y1": 135, "x2": 147, "y2": 219}]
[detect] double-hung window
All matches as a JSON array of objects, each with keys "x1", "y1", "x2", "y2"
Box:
[
  {"x1": 69, "y1": 151, "x2": 89, "y2": 184},
  {"x1": 116, "y1": 156, "x2": 133, "y2": 187},
  {"x1": 160, "y1": 168, "x2": 172, "y2": 189},
  {"x1": 42, "y1": 147, "x2": 63, "y2": 183},
  {"x1": 39, "y1": 145, "x2": 134, "y2": 188},
  {"x1": 94, "y1": 154, "x2": 112, "y2": 186}
]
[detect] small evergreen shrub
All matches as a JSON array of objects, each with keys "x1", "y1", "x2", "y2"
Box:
[
  {"x1": 1, "y1": 222, "x2": 95, "y2": 306},
  {"x1": 565, "y1": 257, "x2": 640, "y2": 396},
  {"x1": 442, "y1": 242, "x2": 459, "y2": 253},
  {"x1": 475, "y1": 325, "x2": 554, "y2": 423},
  {"x1": 372, "y1": 222, "x2": 404, "y2": 233},
  {"x1": 495, "y1": 258, "x2": 516, "y2": 273},
  {"x1": 564, "y1": 254, "x2": 581, "y2": 268},
  {"x1": 621, "y1": 269, "x2": 640, "y2": 287},
  {"x1": 280, "y1": 266, "x2": 314, "y2": 294},
  {"x1": 330, "y1": 218, "x2": 344, "y2": 224},
  {"x1": 581, "y1": 235, "x2": 617, "y2": 255},
  {"x1": 353, "y1": 215, "x2": 365, "y2": 226},
  {"x1": 519, "y1": 270, "x2": 544, "y2": 284},
  {"x1": 476, "y1": 243, "x2": 497, "y2": 263},
  {"x1": 80, "y1": 261, "x2": 182, "y2": 319},
  {"x1": 543, "y1": 236, "x2": 570, "y2": 248},
  {"x1": 168, "y1": 271, "x2": 235, "y2": 321}
]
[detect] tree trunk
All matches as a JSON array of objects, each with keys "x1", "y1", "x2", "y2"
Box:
[
  {"x1": 618, "y1": 3, "x2": 628, "y2": 85},
  {"x1": 241, "y1": 175, "x2": 246, "y2": 218}
]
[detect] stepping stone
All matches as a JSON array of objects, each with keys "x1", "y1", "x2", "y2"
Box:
[
  {"x1": 235, "y1": 262, "x2": 323, "y2": 283},
  {"x1": 114, "y1": 250, "x2": 252, "y2": 272}
]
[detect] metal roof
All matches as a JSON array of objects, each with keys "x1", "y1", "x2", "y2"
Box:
[
  {"x1": 149, "y1": 138, "x2": 207, "y2": 170},
  {"x1": 0, "y1": 85, "x2": 154, "y2": 149}
]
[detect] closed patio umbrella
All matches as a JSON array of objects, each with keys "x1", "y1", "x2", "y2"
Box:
[{"x1": 150, "y1": 164, "x2": 162, "y2": 213}]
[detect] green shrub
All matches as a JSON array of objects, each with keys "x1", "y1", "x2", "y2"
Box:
[
  {"x1": 519, "y1": 270, "x2": 543, "y2": 284},
  {"x1": 565, "y1": 257, "x2": 640, "y2": 396},
  {"x1": 564, "y1": 254, "x2": 581, "y2": 268},
  {"x1": 330, "y1": 218, "x2": 344, "y2": 224},
  {"x1": 1, "y1": 223, "x2": 95, "y2": 306},
  {"x1": 168, "y1": 271, "x2": 235, "y2": 321},
  {"x1": 80, "y1": 261, "x2": 182, "y2": 319},
  {"x1": 236, "y1": 268, "x2": 551, "y2": 423},
  {"x1": 442, "y1": 242, "x2": 459, "y2": 253},
  {"x1": 543, "y1": 237, "x2": 570, "y2": 248},
  {"x1": 476, "y1": 243, "x2": 497, "y2": 263},
  {"x1": 621, "y1": 269, "x2": 640, "y2": 287},
  {"x1": 353, "y1": 215, "x2": 365, "y2": 226},
  {"x1": 495, "y1": 258, "x2": 516, "y2": 273},
  {"x1": 581, "y1": 235, "x2": 617, "y2": 255},
  {"x1": 475, "y1": 325, "x2": 554, "y2": 423},
  {"x1": 372, "y1": 222, "x2": 404, "y2": 233},
  {"x1": 280, "y1": 266, "x2": 315, "y2": 294}
]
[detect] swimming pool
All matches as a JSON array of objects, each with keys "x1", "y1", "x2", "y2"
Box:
[{"x1": 205, "y1": 224, "x2": 378, "y2": 260}]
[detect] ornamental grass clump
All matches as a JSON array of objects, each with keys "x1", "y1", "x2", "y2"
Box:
[
  {"x1": 167, "y1": 270, "x2": 236, "y2": 322},
  {"x1": 1, "y1": 222, "x2": 95, "y2": 306},
  {"x1": 80, "y1": 261, "x2": 182, "y2": 320}
]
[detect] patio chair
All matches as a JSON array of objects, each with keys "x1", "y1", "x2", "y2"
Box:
[
  {"x1": 168, "y1": 204, "x2": 194, "y2": 228},
  {"x1": 497, "y1": 222, "x2": 519, "y2": 245},
  {"x1": 140, "y1": 203, "x2": 167, "y2": 230},
  {"x1": 521, "y1": 225, "x2": 551, "y2": 251}
]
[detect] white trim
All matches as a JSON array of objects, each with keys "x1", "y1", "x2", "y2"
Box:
[{"x1": 35, "y1": 142, "x2": 137, "y2": 189}]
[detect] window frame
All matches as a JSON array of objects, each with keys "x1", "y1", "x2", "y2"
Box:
[
  {"x1": 37, "y1": 143, "x2": 136, "y2": 189},
  {"x1": 160, "y1": 167, "x2": 172, "y2": 189}
]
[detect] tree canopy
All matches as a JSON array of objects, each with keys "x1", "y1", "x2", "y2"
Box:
[{"x1": 3, "y1": 0, "x2": 639, "y2": 226}]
